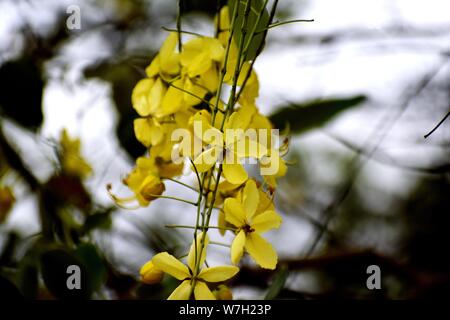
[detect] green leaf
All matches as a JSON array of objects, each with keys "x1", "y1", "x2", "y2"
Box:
[
  {"x1": 264, "y1": 265, "x2": 288, "y2": 300},
  {"x1": 228, "y1": 0, "x2": 270, "y2": 61},
  {"x1": 269, "y1": 95, "x2": 367, "y2": 134},
  {"x1": 83, "y1": 209, "x2": 113, "y2": 232},
  {"x1": 74, "y1": 244, "x2": 107, "y2": 292}
]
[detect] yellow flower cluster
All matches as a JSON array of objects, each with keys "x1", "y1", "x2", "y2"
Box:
[{"x1": 114, "y1": 5, "x2": 289, "y2": 300}]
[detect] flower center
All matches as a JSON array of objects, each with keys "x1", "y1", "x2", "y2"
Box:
[{"x1": 242, "y1": 224, "x2": 255, "y2": 234}]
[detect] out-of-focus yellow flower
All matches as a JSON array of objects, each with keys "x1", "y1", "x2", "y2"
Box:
[
  {"x1": 140, "y1": 260, "x2": 164, "y2": 284},
  {"x1": 0, "y1": 186, "x2": 15, "y2": 223},
  {"x1": 121, "y1": 157, "x2": 165, "y2": 207},
  {"x1": 213, "y1": 284, "x2": 233, "y2": 300},
  {"x1": 150, "y1": 233, "x2": 239, "y2": 300},
  {"x1": 111, "y1": 154, "x2": 183, "y2": 208},
  {"x1": 59, "y1": 129, "x2": 92, "y2": 179},
  {"x1": 223, "y1": 180, "x2": 282, "y2": 269}
]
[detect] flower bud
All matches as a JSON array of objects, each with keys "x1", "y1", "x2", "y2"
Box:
[
  {"x1": 140, "y1": 260, "x2": 164, "y2": 284},
  {"x1": 139, "y1": 175, "x2": 165, "y2": 201}
]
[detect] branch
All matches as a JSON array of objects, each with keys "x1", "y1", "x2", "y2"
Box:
[
  {"x1": 305, "y1": 58, "x2": 450, "y2": 257},
  {"x1": 424, "y1": 109, "x2": 450, "y2": 138}
]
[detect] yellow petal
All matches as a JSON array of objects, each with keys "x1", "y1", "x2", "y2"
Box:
[
  {"x1": 139, "y1": 175, "x2": 165, "y2": 201},
  {"x1": 239, "y1": 72, "x2": 259, "y2": 105},
  {"x1": 233, "y1": 138, "x2": 267, "y2": 159},
  {"x1": 187, "y1": 232, "x2": 209, "y2": 272},
  {"x1": 218, "y1": 209, "x2": 227, "y2": 236},
  {"x1": 187, "y1": 51, "x2": 211, "y2": 77},
  {"x1": 192, "y1": 147, "x2": 221, "y2": 173},
  {"x1": 159, "y1": 81, "x2": 184, "y2": 116},
  {"x1": 132, "y1": 78, "x2": 154, "y2": 116},
  {"x1": 243, "y1": 180, "x2": 259, "y2": 220},
  {"x1": 198, "y1": 266, "x2": 239, "y2": 282},
  {"x1": 224, "y1": 105, "x2": 255, "y2": 131},
  {"x1": 256, "y1": 189, "x2": 275, "y2": 213},
  {"x1": 205, "y1": 38, "x2": 225, "y2": 61},
  {"x1": 245, "y1": 233, "x2": 277, "y2": 270},
  {"x1": 230, "y1": 230, "x2": 246, "y2": 265},
  {"x1": 223, "y1": 198, "x2": 246, "y2": 227},
  {"x1": 199, "y1": 67, "x2": 219, "y2": 93},
  {"x1": 152, "y1": 252, "x2": 190, "y2": 280},
  {"x1": 260, "y1": 151, "x2": 286, "y2": 178},
  {"x1": 222, "y1": 162, "x2": 248, "y2": 185},
  {"x1": 168, "y1": 280, "x2": 192, "y2": 300},
  {"x1": 159, "y1": 33, "x2": 180, "y2": 75},
  {"x1": 252, "y1": 210, "x2": 282, "y2": 233},
  {"x1": 140, "y1": 260, "x2": 164, "y2": 284},
  {"x1": 134, "y1": 118, "x2": 164, "y2": 147},
  {"x1": 148, "y1": 77, "x2": 166, "y2": 113},
  {"x1": 184, "y1": 78, "x2": 208, "y2": 106},
  {"x1": 194, "y1": 281, "x2": 216, "y2": 300},
  {"x1": 145, "y1": 55, "x2": 160, "y2": 77},
  {"x1": 190, "y1": 110, "x2": 223, "y2": 145}
]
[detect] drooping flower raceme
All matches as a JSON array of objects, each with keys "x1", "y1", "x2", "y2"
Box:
[{"x1": 111, "y1": 4, "x2": 292, "y2": 300}]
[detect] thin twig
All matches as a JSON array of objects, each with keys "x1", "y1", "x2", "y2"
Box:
[{"x1": 424, "y1": 109, "x2": 450, "y2": 138}]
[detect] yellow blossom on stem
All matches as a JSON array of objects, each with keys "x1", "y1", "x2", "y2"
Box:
[
  {"x1": 191, "y1": 110, "x2": 267, "y2": 185},
  {"x1": 224, "y1": 180, "x2": 282, "y2": 269},
  {"x1": 150, "y1": 233, "x2": 239, "y2": 300}
]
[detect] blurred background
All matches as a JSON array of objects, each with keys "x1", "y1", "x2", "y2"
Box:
[{"x1": 0, "y1": 0, "x2": 449, "y2": 300}]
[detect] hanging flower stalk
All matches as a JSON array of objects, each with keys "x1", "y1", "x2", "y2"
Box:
[{"x1": 110, "y1": 0, "x2": 297, "y2": 300}]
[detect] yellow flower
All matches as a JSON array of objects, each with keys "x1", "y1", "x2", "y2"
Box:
[
  {"x1": 0, "y1": 186, "x2": 15, "y2": 223},
  {"x1": 150, "y1": 233, "x2": 239, "y2": 300},
  {"x1": 59, "y1": 129, "x2": 92, "y2": 179},
  {"x1": 180, "y1": 37, "x2": 225, "y2": 78},
  {"x1": 146, "y1": 32, "x2": 180, "y2": 78},
  {"x1": 246, "y1": 111, "x2": 288, "y2": 189},
  {"x1": 138, "y1": 174, "x2": 165, "y2": 202},
  {"x1": 191, "y1": 109, "x2": 267, "y2": 185},
  {"x1": 132, "y1": 77, "x2": 167, "y2": 117},
  {"x1": 140, "y1": 261, "x2": 164, "y2": 285},
  {"x1": 223, "y1": 180, "x2": 282, "y2": 269},
  {"x1": 110, "y1": 156, "x2": 164, "y2": 207}
]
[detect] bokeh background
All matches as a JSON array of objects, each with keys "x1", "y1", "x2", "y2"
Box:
[{"x1": 0, "y1": 0, "x2": 449, "y2": 299}]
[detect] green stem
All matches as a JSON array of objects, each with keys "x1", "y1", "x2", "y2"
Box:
[
  {"x1": 162, "y1": 26, "x2": 205, "y2": 38},
  {"x1": 176, "y1": 0, "x2": 183, "y2": 52},
  {"x1": 166, "y1": 177, "x2": 199, "y2": 193},
  {"x1": 211, "y1": 0, "x2": 240, "y2": 124},
  {"x1": 255, "y1": 19, "x2": 314, "y2": 34},
  {"x1": 168, "y1": 82, "x2": 215, "y2": 108},
  {"x1": 165, "y1": 224, "x2": 237, "y2": 232},
  {"x1": 149, "y1": 194, "x2": 197, "y2": 206}
]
